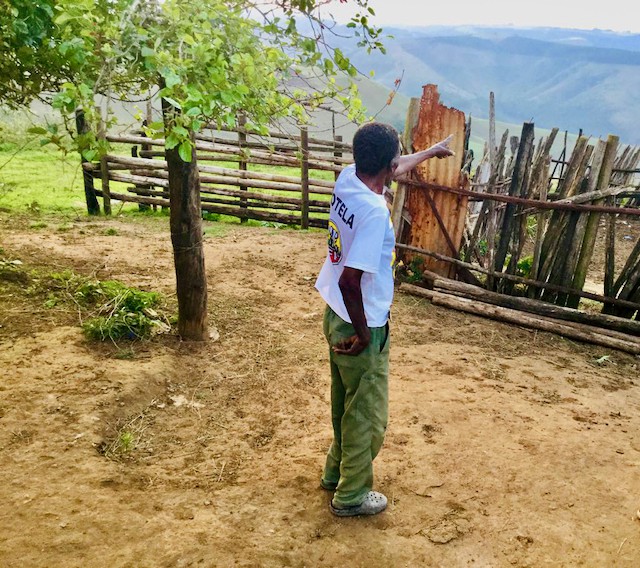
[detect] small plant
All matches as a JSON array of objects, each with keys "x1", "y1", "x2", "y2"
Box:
[
  {"x1": 29, "y1": 221, "x2": 48, "y2": 229},
  {"x1": 259, "y1": 220, "x2": 287, "y2": 229},
  {"x1": 104, "y1": 227, "x2": 118, "y2": 236},
  {"x1": 117, "y1": 431, "x2": 135, "y2": 453},
  {"x1": 43, "y1": 293, "x2": 60, "y2": 308},
  {"x1": 517, "y1": 255, "x2": 534, "y2": 278},
  {"x1": 97, "y1": 412, "x2": 149, "y2": 461},
  {"x1": 405, "y1": 256, "x2": 425, "y2": 284}
]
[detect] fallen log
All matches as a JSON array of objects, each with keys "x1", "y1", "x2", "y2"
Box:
[
  {"x1": 396, "y1": 242, "x2": 640, "y2": 313},
  {"x1": 421, "y1": 271, "x2": 640, "y2": 336},
  {"x1": 400, "y1": 283, "x2": 640, "y2": 355}
]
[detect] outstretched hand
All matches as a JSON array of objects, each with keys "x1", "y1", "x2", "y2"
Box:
[
  {"x1": 429, "y1": 134, "x2": 455, "y2": 158},
  {"x1": 393, "y1": 134, "x2": 456, "y2": 179}
]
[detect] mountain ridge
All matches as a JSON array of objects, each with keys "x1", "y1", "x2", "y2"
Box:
[{"x1": 341, "y1": 25, "x2": 640, "y2": 146}]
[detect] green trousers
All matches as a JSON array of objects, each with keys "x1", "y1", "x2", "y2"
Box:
[{"x1": 322, "y1": 306, "x2": 390, "y2": 507}]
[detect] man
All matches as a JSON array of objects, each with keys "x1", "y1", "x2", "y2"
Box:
[{"x1": 315, "y1": 122, "x2": 454, "y2": 517}]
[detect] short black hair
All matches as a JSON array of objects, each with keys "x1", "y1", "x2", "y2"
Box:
[{"x1": 352, "y1": 122, "x2": 400, "y2": 176}]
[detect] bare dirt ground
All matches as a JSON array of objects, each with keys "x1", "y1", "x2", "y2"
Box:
[{"x1": 1, "y1": 213, "x2": 639, "y2": 567}]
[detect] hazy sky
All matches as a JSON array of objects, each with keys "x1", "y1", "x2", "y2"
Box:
[{"x1": 323, "y1": 0, "x2": 640, "y2": 34}]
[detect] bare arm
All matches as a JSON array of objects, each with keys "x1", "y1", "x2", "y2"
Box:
[
  {"x1": 393, "y1": 134, "x2": 455, "y2": 179},
  {"x1": 333, "y1": 267, "x2": 370, "y2": 356}
]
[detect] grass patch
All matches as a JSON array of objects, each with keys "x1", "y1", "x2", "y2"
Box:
[
  {"x1": 29, "y1": 269, "x2": 172, "y2": 341},
  {"x1": 1, "y1": 111, "x2": 330, "y2": 232},
  {"x1": 76, "y1": 279, "x2": 169, "y2": 341}
]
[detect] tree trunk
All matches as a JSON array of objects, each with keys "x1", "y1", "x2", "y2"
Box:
[{"x1": 162, "y1": 101, "x2": 208, "y2": 341}]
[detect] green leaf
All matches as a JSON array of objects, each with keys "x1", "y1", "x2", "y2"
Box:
[
  {"x1": 54, "y1": 12, "x2": 74, "y2": 26},
  {"x1": 163, "y1": 70, "x2": 181, "y2": 89},
  {"x1": 27, "y1": 126, "x2": 48, "y2": 135},
  {"x1": 162, "y1": 97, "x2": 182, "y2": 110},
  {"x1": 178, "y1": 140, "x2": 192, "y2": 162},
  {"x1": 165, "y1": 133, "x2": 180, "y2": 150},
  {"x1": 173, "y1": 126, "x2": 189, "y2": 137},
  {"x1": 82, "y1": 149, "x2": 98, "y2": 161}
]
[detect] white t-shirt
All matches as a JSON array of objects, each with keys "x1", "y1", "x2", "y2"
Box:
[{"x1": 315, "y1": 164, "x2": 396, "y2": 328}]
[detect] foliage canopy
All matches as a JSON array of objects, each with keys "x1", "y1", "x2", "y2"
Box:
[{"x1": 1, "y1": 0, "x2": 386, "y2": 160}]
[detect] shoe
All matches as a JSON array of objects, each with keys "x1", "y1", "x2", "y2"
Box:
[
  {"x1": 330, "y1": 491, "x2": 387, "y2": 517},
  {"x1": 320, "y1": 478, "x2": 338, "y2": 491}
]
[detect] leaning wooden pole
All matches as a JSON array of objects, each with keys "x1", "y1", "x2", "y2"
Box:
[
  {"x1": 486, "y1": 92, "x2": 498, "y2": 289},
  {"x1": 567, "y1": 134, "x2": 619, "y2": 309},
  {"x1": 162, "y1": 97, "x2": 208, "y2": 341},
  {"x1": 391, "y1": 97, "x2": 420, "y2": 239},
  {"x1": 498, "y1": 122, "x2": 535, "y2": 294}
]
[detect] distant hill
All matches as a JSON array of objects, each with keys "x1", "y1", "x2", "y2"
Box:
[
  {"x1": 15, "y1": 24, "x2": 638, "y2": 160},
  {"x1": 333, "y1": 25, "x2": 640, "y2": 147}
]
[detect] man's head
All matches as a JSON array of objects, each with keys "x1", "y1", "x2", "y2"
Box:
[{"x1": 352, "y1": 122, "x2": 400, "y2": 178}]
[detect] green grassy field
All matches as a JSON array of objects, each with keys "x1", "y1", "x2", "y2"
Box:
[
  {"x1": 0, "y1": 137, "x2": 330, "y2": 235},
  {"x1": 2, "y1": 109, "x2": 574, "y2": 226}
]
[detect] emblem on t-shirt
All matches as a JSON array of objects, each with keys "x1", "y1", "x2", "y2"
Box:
[{"x1": 328, "y1": 220, "x2": 342, "y2": 264}]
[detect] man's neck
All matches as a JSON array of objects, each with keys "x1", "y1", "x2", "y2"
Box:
[{"x1": 356, "y1": 171, "x2": 387, "y2": 195}]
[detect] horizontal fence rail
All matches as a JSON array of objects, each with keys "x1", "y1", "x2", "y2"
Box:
[{"x1": 90, "y1": 124, "x2": 353, "y2": 229}]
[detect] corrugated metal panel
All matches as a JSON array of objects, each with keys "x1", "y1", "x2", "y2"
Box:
[{"x1": 404, "y1": 84, "x2": 469, "y2": 278}]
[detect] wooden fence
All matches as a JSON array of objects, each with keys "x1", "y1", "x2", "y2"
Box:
[
  {"x1": 84, "y1": 123, "x2": 352, "y2": 229},
  {"x1": 392, "y1": 86, "x2": 640, "y2": 353},
  {"x1": 81, "y1": 91, "x2": 640, "y2": 349}
]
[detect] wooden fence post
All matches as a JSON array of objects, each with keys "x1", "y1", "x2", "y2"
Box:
[
  {"x1": 567, "y1": 134, "x2": 619, "y2": 308},
  {"x1": 494, "y1": 122, "x2": 535, "y2": 291},
  {"x1": 75, "y1": 109, "x2": 100, "y2": 215},
  {"x1": 391, "y1": 97, "x2": 420, "y2": 240},
  {"x1": 333, "y1": 134, "x2": 342, "y2": 182},
  {"x1": 100, "y1": 157, "x2": 111, "y2": 216},
  {"x1": 301, "y1": 127, "x2": 309, "y2": 229},
  {"x1": 486, "y1": 91, "x2": 498, "y2": 289},
  {"x1": 238, "y1": 113, "x2": 248, "y2": 223},
  {"x1": 98, "y1": 115, "x2": 111, "y2": 216}
]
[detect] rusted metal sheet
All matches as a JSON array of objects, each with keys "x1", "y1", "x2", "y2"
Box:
[{"x1": 401, "y1": 84, "x2": 469, "y2": 278}]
